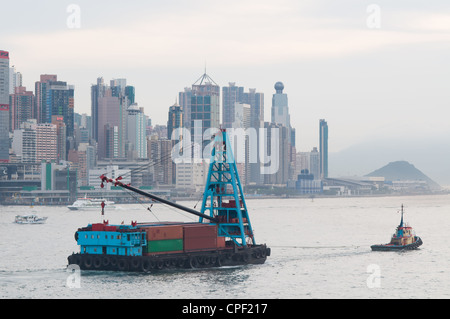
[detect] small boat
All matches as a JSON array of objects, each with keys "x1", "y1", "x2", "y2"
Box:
[
  {"x1": 15, "y1": 214, "x2": 48, "y2": 224},
  {"x1": 371, "y1": 204, "x2": 423, "y2": 251},
  {"x1": 67, "y1": 197, "x2": 116, "y2": 211}
]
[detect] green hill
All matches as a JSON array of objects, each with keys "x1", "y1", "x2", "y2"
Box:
[{"x1": 365, "y1": 161, "x2": 441, "y2": 190}]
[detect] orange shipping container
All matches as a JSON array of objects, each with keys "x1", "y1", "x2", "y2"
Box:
[{"x1": 144, "y1": 225, "x2": 184, "y2": 241}]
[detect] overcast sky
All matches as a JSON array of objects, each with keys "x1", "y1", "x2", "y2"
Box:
[{"x1": 2, "y1": 0, "x2": 450, "y2": 153}]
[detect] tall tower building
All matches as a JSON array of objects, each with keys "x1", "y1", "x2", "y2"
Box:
[
  {"x1": 35, "y1": 74, "x2": 57, "y2": 124},
  {"x1": 127, "y1": 103, "x2": 147, "y2": 159},
  {"x1": 243, "y1": 88, "x2": 264, "y2": 184},
  {"x1": 91, "y1": 77, "x2": 106, "y2": 142},
  {"x1": 97, "y1": 94, "x2": 121, "y2": 160},
  {"x1": 179, "y1": 87, "x2": 192, "y2": 131},
  {"x1": 271, "y1": 82, "x2": 290, "y2": 128},
  {"x1": 319, "y1": 119, "x2": 328, "y2": 179},
  {"x1": 222, "y1": 82, "x2": 244, "y2": 128},
  {"x1": 47, "y1": 81, "x2": 75, "y2": 138},
  {"x1": 167, "y1": 101, "x2": 183, "y2": 140},
  {"x1": 190, "y1": 72, "x2": 220, "y2": 147},
  {"x1": 0, "y1": 50, "x2": 10, "y2": 163}
]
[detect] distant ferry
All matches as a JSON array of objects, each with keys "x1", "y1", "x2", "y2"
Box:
[
  {"x1": 67, "y1": 197, "x2": 116, "y2": 211},
  {"x1": 15, "y1": 214, "x2": 47, "y2": 224}
]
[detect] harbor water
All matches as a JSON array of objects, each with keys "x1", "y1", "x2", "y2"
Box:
[{"x1": 1, "y1": 194, "x2": 450, "y2": 299}]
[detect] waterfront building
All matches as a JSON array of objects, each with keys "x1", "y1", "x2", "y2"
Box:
[
  {"x1": 319, "y1": 119, "x2": 328, "y2": 179},
  {"x1": 51, "y1": 115, "x2": 67, "y2": 162},
  {"x1": 12, "y1": 127, "x2": 37, "y2": 163},
  {"x1": 0, "y1": 50, "x2": 10, "y2": 163},
  {"x1": 36, "y1": 123, "x2": 57, "y2": 162}
]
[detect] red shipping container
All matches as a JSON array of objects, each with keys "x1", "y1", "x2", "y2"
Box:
[
  {"x1": 183, "y1": 224, "x2": 217, "y2": 238},
  {"x1": 144, "y1": 225, "x2": 184, "y2": 241},
  {"x1": 183, "y1": 224, "x2": 218, "y2": 251},
  {"x1": 184, "y1": 236, "x2": 217, "y2": 251}
]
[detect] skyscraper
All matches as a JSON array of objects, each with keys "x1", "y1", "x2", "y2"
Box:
[
  {"x1": 271, "y1": 82, "x2": 290, "y2": 129},
  {"x1": 190, "y1": 72, "x2": 220, "y2": 148},
  {"x1": 179, "y1": 87, "x2": 192, "y2": 131},
  {"x1": 46, "y1": 81, "x2": 74, "y2": 138},
  {"x1": 97, "y1": 94, "x2": 121, "y2": 160},
  {"x1": 167, "y1": 101, "x2": 183, "y2": 140},
  {"x1": 91, "y1": 77, "x2": 106, "y2": 142},
  {"x1": 0, "y1": 50, "x2": 10, "y2": 163},
  {"x1": 222, "y1": 82, "x2": 244, "y2": 129},
  {"x1": 319, "y1": 119, "x2": 328, "y2": 179},
  {"x1": 34, "y1": 74, "x2": 57, "y2": 124},
  {"x1": 127, "y1": 103, "x2": 147, "y2": 159}
]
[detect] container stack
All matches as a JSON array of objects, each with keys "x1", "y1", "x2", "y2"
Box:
[{"x1": 142, "y1": 224, "x2": 184, "y2": 255}]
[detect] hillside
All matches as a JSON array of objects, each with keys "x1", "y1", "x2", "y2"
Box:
[{"x1": 365, "y1": 161, "x2": 441, "y2": 190}]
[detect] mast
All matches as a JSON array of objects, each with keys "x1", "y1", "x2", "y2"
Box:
[{"x1": 200, "y1": 129, "x2": 255, "y2": 247}]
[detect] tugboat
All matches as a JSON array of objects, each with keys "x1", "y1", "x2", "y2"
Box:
[
  {"x1": 67, "y1": 129, "x2": 270, "y2": 272},
  {"x1": 371, "y1": 204, "x2": 423, "y2": 251}
]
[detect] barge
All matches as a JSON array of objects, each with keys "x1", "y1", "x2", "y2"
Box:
[{"x1": 67, "y1": 130, "x2": 270, "y2": 272}]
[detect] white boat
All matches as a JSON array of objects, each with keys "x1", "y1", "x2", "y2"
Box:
[
  {"x1": 67, "y1": 197, "x2": 116, "y2": 211},
  {"x1": 15, "y1": 214, "x2": 48, "y2": 224}
]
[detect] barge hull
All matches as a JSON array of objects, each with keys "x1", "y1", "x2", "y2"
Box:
[
  {"x1": 68, "y1": 244, "x2": 270, "y2": 272},
  {"x1": 371, "y1": 237, "x2": 423, "y2": 251}
]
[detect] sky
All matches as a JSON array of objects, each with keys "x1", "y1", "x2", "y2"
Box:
[{"x1": 2, "y1": 0, "x2": 450, "y2": 155}]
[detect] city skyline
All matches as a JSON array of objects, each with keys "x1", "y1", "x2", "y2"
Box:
[{"x1": 1, "y1": 1, "x2": 449, "y2": 185}]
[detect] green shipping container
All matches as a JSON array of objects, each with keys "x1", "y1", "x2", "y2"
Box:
[{"x1": 145, "y1": 239, "x2": 183, "y2": 253}]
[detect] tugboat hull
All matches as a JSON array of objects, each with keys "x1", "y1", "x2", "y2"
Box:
[
  {"x1": 68, "y1": 244, "x2": 270, "y2": 272},
  {"x1": 371, "y1": 236, "x2": 423, "y2": 251}
]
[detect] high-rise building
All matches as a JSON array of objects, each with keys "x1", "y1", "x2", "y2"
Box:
[
  {"x1": 222, "y1": 82, "x2": 244, "y2": 129},
  {"x1": 9, "y1": 66, "x2": 22, "y2": 95},
  {"x1": 271, "y1": 82, "x2": 290, "y2": 129},
  {"x1": 190, "y1": 72, "x2": 220, "y2": 147},
  {"x1": 35, "y1": 123, "x2": 57, "y2": 162},
  {"x1": 12, "y1": 125, "x2": 37, "y2": 163},
  {"x1": 147, "y1": 136, "x2": 175, "y2": 185},
  {"x1": 52, "y1": 115, "x2": 67, "y2": 162},
  {"x1": 127, "y1": 103, "x2": 147, "y2": 159},
  {"x1": 319, "y1": 119, "x2": 328, "y2": 179},
  {"x1": 93, "y1": 78, "x2": 133, "y2": 159},
  {"x1": 0, "y1": 50, "x2": 10, "y2": 163},
  {"x1": 10, "y1": 86, "x2": 35, "y2": 131},
  {"x1": 178, "y1": 87, "x2": 192, "y2": 131},
  {"x1": 47, "y1": 81, "x2": 74, "y2": 138},
  {"x1": 167, "y1": 101, "x2": 183, "y2": 140},
  {"x1": 97, "y1": 95, "x2": 121, "y2": 159},
  {"x1": 34, "y1": 74, "x2": 57, "y2": 124},
  {"x1": 91, "y1": 77, "x2": 106, "y2": 142}
]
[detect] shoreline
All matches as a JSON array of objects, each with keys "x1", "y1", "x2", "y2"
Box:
[{"x1": 1, "y1": 191, "x2": 448, "y2": 207}]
